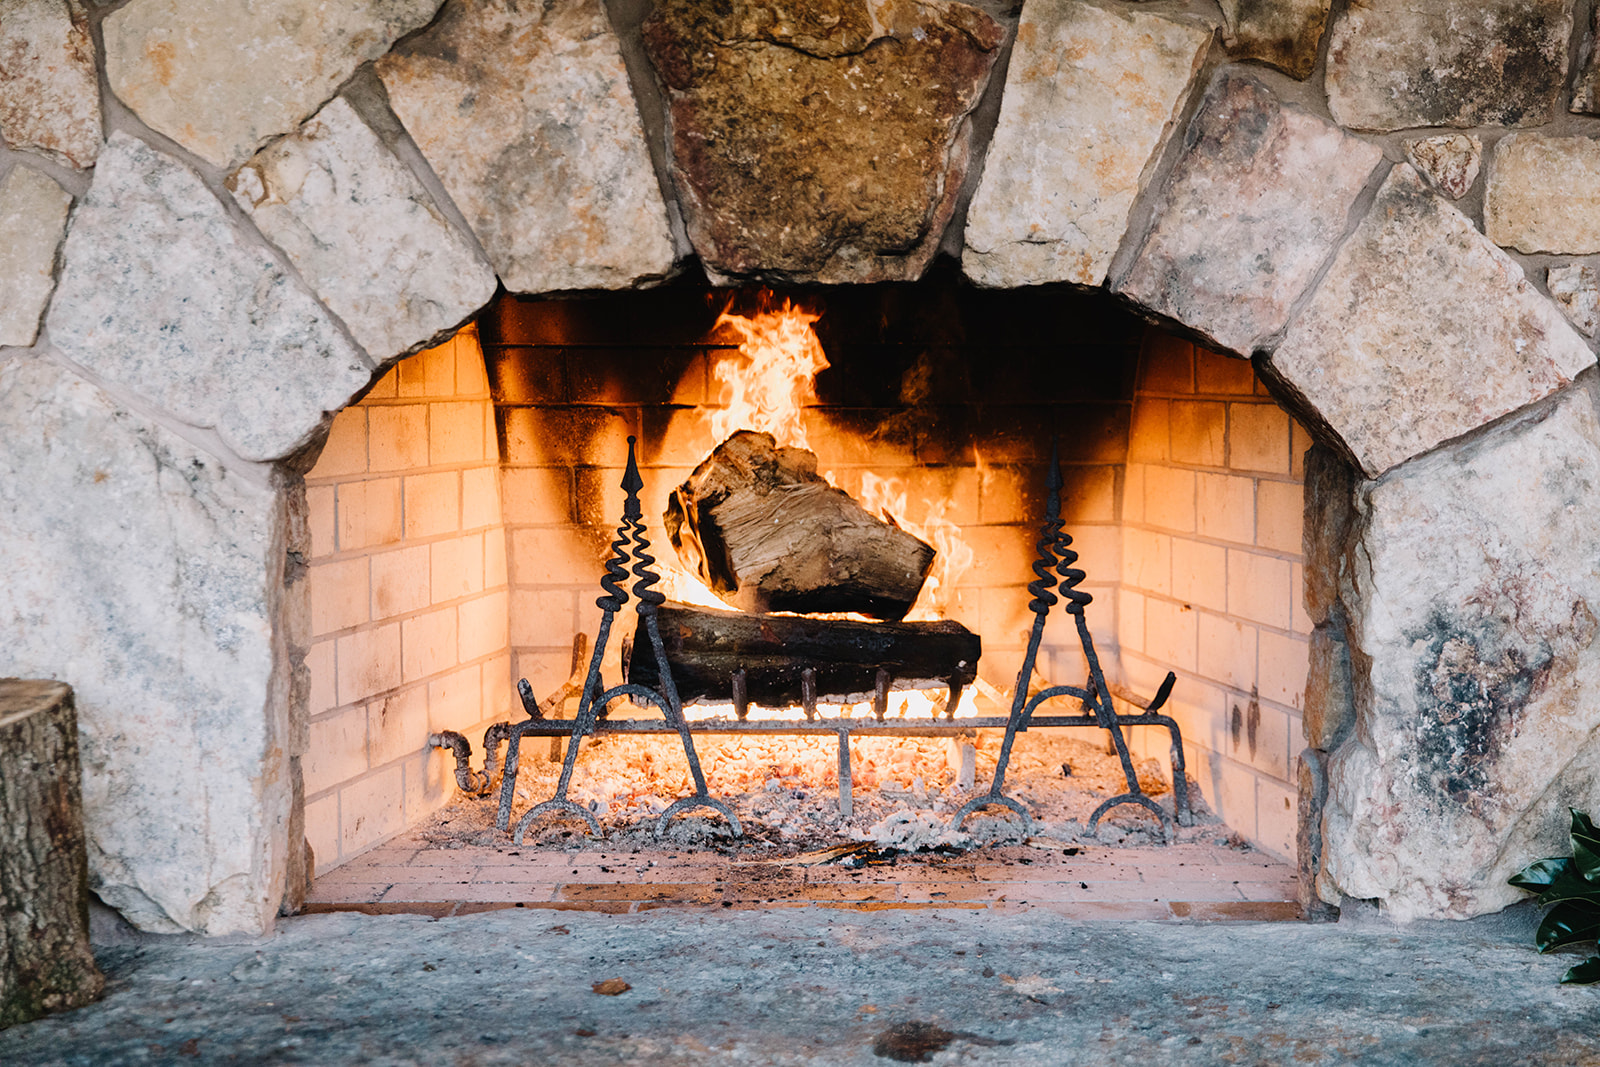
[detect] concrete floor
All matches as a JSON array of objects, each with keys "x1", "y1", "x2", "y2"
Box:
[{"x1": 3, "y1": 903, "x2": 1597, "y2": 1065}]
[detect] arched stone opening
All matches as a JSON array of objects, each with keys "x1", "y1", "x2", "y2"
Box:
[{"x1": 5, "y1": 0, "x2": 1600, "y2": 934}]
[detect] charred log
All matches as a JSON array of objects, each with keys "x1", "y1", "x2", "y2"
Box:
[
  {"x1": 664, "y1": 430, "x2": 935, "y2": 622},
  {"x1": 626, "y1": 603, "x2": 980, "y2": 707}
]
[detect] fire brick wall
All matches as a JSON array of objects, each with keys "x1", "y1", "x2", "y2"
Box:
[
  {"x1": 300, "y1": 327, "x2": 513, "y2": 873},
  {"x1": 1114, "y1": 334, "x2": 1312, "y2": 859}
]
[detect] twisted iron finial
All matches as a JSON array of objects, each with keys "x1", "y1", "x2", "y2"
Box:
[
  {"x1": 1026, "y1": 439, "x2": 1062, "y2": 616},
  {"x1": 594, "y1": 439, "x2": 639, "y2": 613},
  {"x1": 621, "y1": 437, "x2": 666, "y2": 614},
  {"x1": 1050, "y1": 440, "x2": 1092, "y2": 616}
]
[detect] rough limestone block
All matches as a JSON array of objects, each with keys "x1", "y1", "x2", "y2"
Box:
[
  {"x1": 1271, "y1": 166, "x2": 1592, "y2": 478},
  {"x1": 963, "y1": 1, "x2": 1211, "y2": 288},
  {"x1": 1326, "y1": 0, "x2": 1574, "y2": 131},
  {"x1": 228, "y1": 97, "x2": 497, "y2": 363},
  {"x1": 0, "y1": 680, "x2": 103, "y2": 1029},
  {"x1": 1218, "y1": 0, "x2": 1332, "y2": 79},
  {"x1": 0, "y1": 358, "x2": 291, "y2": 936},
  {"x1": 1404, "y1": 135, "x2": 1481, "y2": 201},
  {"x1": 0, "y1": 0, "x2": 100, "y2": 168},
  {"x1": 0, "y1": 165, "x2": 73, "y2": 347},
  {"x1": 1320, "y1": 389, "x2": 1600, "y2": 920},
  {"x1": 1117, "y1": 69, "x2": 1382, "y2": 354},
  {"x1": 103, "y1": 0, "x2": 442, "y2": 168},
  {"x1": 377, "y1": 0, "x2": 676, "y2": 294},
  {"x1": 642, "y1": 0, "x2": 1003, "y2": 284},
  {"x1": 46, "y1": 132, "x2": 372, "y2": 462},
  {"x1": 1485, "y1": 134, "x2": 1600, "y2": 255},
  {"x1": 1548, "y1": 264, "x2": 1600, "y2": 337}
]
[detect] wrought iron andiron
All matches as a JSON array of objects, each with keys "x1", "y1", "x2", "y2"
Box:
[
  {"x1": 494, "y1": 437, "x2": 741, "y2": 842},
  {"x1": 954, "y1": 442, "x2": 1193, "y2": 838}
]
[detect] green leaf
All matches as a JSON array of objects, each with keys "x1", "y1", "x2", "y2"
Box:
[
  {"x1": 1510, "y1": 856, "x2": 1572, "y2": 891},
  {"x1": 1572, "y1": 809, "x2": 1600, "y2": 883},
  {"x1": 1536, "y1": 901, "x2": 1600, "y2": 953},
  {"x1": 1537, "y1": 865, "x2": 1600, "y2": 910},
  {"x1": 1561, "y1": 956, "x2": 1600, "y2": 985}
]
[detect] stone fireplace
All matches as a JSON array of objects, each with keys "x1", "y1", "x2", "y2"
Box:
[{"x1": 5, "y1": 0, "x2": 1600, "y2": 936}]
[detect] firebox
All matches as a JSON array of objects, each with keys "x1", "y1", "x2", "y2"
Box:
[{"x1": 299, "y1": 262, "x2": 1310, "y2": 875}]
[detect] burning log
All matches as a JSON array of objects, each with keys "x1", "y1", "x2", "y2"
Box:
[
  {"x1": 664, "y1": 430, "x2": 936, "y2": 621},
  {"x1": 626, "y1": 602, "x2": 980, "y2": 707}
]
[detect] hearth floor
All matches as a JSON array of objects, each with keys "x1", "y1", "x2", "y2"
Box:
[{"x1": 305, "y1": 834, "x2": 1299, "y2": 920}]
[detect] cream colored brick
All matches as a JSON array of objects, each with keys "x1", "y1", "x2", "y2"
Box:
[
  {"x1": 404, "y1": 471, "x2": 460, "y2": 539},
  {"x1": 511, "y1": 527, "x2": 609, "y2": 586},
  {"x1": 431, "y1": 534, "x2": 485, "y2": 603},
  {"x1": 399, "y1": 339, "x2": 456, "y2": 398},
  {"x1": 1206, "y1": 752, "x2": 1259, "y2": 840},
  {"x1": 370, "y1": 544, "x2": 430, "y2": 620},
  {"x1": 1128, "y1": 398, "x2": 1170, "y2": 463},
  {"x1": 307, "y1": 484, "x2": 336, "y2": 559},
  {"x1": 367, "y1": 405, "x2": 427, "y2": 472},
  {"x1": 485, "y1": 404, "x2": 500, "y2": 463},
  {"x1": 1141, "y1": 332, "x2": 1194, "y2": 393},
  {"x1": 304, "y1": 705, "x2": 368, "y2": 795},
  {"x1": 1162, "y1": 676, "x2": 1228, "y2": 754},
  {"x1": 1195, "y1": 349, "x2": 1256, "y2": 395},
  {"x1": 1143, "y1": 466, "x2": 1195, "y2": 532},
  {"x1": 368, "y1": 685, "x2": 430, "y2": 767},
  {"x1": 305, "y1": 793, "x2": 341, "y2": 873},
  {"x1": 1291, "y1": 420, "x2": 1312, "y2": 479},
  {"x1": 510, "y1": 588, "x2": 578, "y2": 648},
  {"x1": 1228, "y1": 403, "x2": 1291, "y2": 474},
  {"x1": 308, "y1": 407, "x2": 366, "y2": 478},
  {"x1": 1227, "y1": 550, "x2": 1293, "y2": 629},
  {"x1": 1171, "y1": 539, "x2": 1227, "y2": 612},
  {"x1": 1255, "y1": 776, "x2": 1297, "y2": 860},
  {"x1": 428, "y1": 664, "x2": 482, "y2": 734},
  {"x1": 1229, "y1": 699, "x2": 1290, "y2": 781},
  {"x1": 1065, "y1": 525, "x2": 1119, "y2": 577},
  {"x1": 306, "y1": 639, "x2": 337, "y2": 716},
  {"x1": 462, "y1": 465, "x2": 502, "y2": 529},
  {"x1": 365, "y1": 365, "x2": 398, "y2": 399},
  {"x1": 460, "y1": 590, "x2": 511, "y2": 662},
  {"x1": 1062, "y1": 465, "x2": 1116, "y2": 524},
  {"x1": 1259, "y1": 630, "x2": 1309, "y2": 710},
  {"x1": 402, "y1": 607, "x2": 458, "y2": 683},
  {"x1": 1122, "y1": 464, "x2": 1145, "y2": 524},
  {"x1": 310, "y1": 557, "x2": 369, "y2": 637},
  {"x1": 1170, "y1": 401, "x2": 1226, "y2": 466},
  {"x1": 482, "y1": 653, "x2": 516, "y2": 720},
  {"x1": 1117, "y1": 588, "x2": 1146, "y2": 656},
  {"x1": 484, "y1": 527, "x2": 508, "y2": 589},
  {"x1": 339, "y1": 765, "x2": 405, "y2": 855},
  {"x1": 1145, "y1": 598, "x2": 1197, "y2": 673},
  {"x1": 1196, "y1": 473, "x2": 1255, "y2": 544},
  {"x1": 336, "y1": 623, "x2": 401, "y2": 706},
  {"x1": 429, "y1": 400, "x2": 485, "y2": 465},
  {"x1": 1123, "y1": 528, "x2": 1171, "y2": 595},
  {"x1": 516, "y1": 649, "x2": 582, "y2": 700},
  {"x1": 456, "y1": 329, "x2": 488, "y2": 395},
  {"x1": 403, "y1": 749, "x2": 452, "y2": 822},
  {"x1": 1291, "y1": 562, "x2": 1312, "y2": 635},
  {"x1": 338, "y1": 477, "x2": 402, "y2": 551},
  {"x1": 1197, "y1": 614, "x2": 1257, "y2": 691},
  {"x1": 1256, "y1": 479, "x2": 1303, "y2": 555},
  {"x1": 500, "y1": 467, "x2": 573, "y2": 525}
]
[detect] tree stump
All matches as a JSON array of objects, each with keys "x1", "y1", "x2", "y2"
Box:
[{"x1": 0, "y1": 679, "x2": 103, "y2": 1029}]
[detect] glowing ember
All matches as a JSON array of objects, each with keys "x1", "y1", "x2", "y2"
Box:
[{"x1": 709, "y1": 296, "x2": 828, "y2": 449}]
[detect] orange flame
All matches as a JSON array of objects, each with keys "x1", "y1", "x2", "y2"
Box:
[
  {"x1": 709, "y1": 297, "x2": 828, "y2": 449},
  {"x1": 857, "y1": 473, "x2": 976, "y2": 621}
]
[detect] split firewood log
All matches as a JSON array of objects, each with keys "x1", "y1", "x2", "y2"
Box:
[{"x1": 664, "y1": 430, "x2": 935, "y2": 621}]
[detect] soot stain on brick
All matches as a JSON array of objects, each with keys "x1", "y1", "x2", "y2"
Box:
[{"x1": 1404, "y1": 606, "x2": 1551, "y2": 807}]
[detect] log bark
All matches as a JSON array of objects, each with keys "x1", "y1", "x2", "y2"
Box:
[
  {"x1": 664, "y1": 431, "x2": 935, "y2": 622},
  {"x1": 626, "y1": 603, "x2": 980, "y2": 706},
  {"x1": 0, "y1": 679, "x2": 103, "y2": 1029}
]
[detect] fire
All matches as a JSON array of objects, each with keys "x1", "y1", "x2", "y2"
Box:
[
  {"x1": 857, "y1": 473, "x2": 976, "y2": 621},
  {"x1": 708, "y1": 297, "x2": 828, "y2": 449}
]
